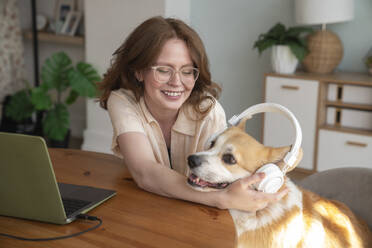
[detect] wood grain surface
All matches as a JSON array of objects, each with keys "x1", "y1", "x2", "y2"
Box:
[{"x1": 0, "y1": 149, "x2": 235, "y2": 248}]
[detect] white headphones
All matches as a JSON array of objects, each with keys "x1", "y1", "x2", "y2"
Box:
[{"x1": 205, "y1": 103, "x2": 302, "y2": 193}]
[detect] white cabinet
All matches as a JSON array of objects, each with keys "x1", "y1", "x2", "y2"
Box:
[
  {"x1": 317, "y1": 130, "x2": 372, "y2": 171},
  {"x1": 263, "y1": 72, "x2": 372, "y2": 173},
  {"x1": 263, "y1": 76, "x2": 319, "y2": 170}
]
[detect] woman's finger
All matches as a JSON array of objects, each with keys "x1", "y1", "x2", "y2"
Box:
[{"x1": 239, "y1": 173, "x2": 265, "y2": 188}]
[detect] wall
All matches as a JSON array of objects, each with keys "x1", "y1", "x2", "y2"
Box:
[
  {"x1": 190, "y1": 0, "x2": 372, "y2": 140},
  {"x1": 17, "y1": 0, "x2": 371, "y2": 147},
  {"x1": 329, "y1": 0, "x2": 372, "y2": 72},
  {"x1": 190, "y1": 0, "x2": 294, "y2": 140}
]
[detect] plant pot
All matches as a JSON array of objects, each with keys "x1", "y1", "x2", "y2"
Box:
[
  {"x1": 48, "y1": 129, "x2": 70, "y2": 148},
  {"x1": 271, "y1": 45, "x2": 298, "y2": 74}
]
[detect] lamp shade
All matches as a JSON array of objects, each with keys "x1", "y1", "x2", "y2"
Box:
[{"x1": 295, "y1": 0, "x2": 354, "y2": 25}]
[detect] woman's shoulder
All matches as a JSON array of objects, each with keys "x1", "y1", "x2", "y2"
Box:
[{"x1": 108, "y1": 89, "x2": 139, "y2": 108}]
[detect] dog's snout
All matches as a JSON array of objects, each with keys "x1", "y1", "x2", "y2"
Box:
[{"x1": 188, "y1": 155, "x2": 203, "y2": 169}]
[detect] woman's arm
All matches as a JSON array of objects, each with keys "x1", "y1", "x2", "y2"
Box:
[{"x1": 118, "y1": 132, "x2": 288, "y2": 212}]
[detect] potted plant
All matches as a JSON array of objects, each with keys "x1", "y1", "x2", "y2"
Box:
[
  {"x1": 5, "y1": 51, "x2": 101, "y2": 147},
  {"x1": 253, "y1": 23, "x2": 313, "y2": 74},
  {"x1": 2, "y1": 84, "x2": 36, "y2": 134}
]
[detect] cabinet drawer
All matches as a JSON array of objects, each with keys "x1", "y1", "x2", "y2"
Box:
[
  {"x1": 328, "y1": 84, "x2": 372, "y2": 105},
  {"x1": 264, "y1": 77, "x2": 319, "y2": 170},
  {"x1": 327, "y1": 107, "x2": 372, "y2": 129},
  {"x1": 317, "y1": 129, "x2": 372, "y2": 171}
]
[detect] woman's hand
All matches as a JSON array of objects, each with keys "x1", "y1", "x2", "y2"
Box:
[{"x1": 217, "y1": 173, "x2": 289, "y2": 212}]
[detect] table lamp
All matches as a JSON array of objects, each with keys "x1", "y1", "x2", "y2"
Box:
[{"x1": 295, "y1": 0, "x2": 354, "y2": 74}]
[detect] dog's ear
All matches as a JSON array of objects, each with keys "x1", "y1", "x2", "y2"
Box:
[
  {"x1": 267, "y1": 146, "x2": 303, "y2": 173},
  {"x1": 236, "y1": 117, "x2": 250, "y2": 131}
]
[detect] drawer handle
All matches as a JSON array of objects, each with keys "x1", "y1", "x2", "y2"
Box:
[
  {"x1": 346, "y1": 141, "x2": 367, "y2": 148},
  {"x1": 281, "y1": 85, "x2": 299, "y2": 90}
]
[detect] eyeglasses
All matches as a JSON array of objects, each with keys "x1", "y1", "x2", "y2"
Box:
[{"x1": 150, "y1": 65, "x2": 199, "y2": 84}]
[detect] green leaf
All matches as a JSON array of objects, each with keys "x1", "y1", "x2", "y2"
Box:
[
  {"x1": 267, "y1": 23, "x2": 286, "y2": 39},
  {"x1": 41, "y1": 52, "x2": 73, "y2": 92},
  {"x1": 5, "y1": 90, "x2": 35, "y2": 122},
  {"x1": 253, "y1": 38, "x2": 277, "y2": 54},
  {"x1": 287, "y1": 26, "x2": 313, "y2": 37},
  {"x1": 30, "y1": 87, "x2": 52, "y2": 110},
  {"x1": 68, "y1": 62, "x2": 101, "y2": 98},
  {"x1": 42, "y1": 103, "x2": 69, "y2": 141},
  {"x1": 253, "y1": 23, "x2": 313, "y2": 56},
  {"x1": 65, "y1": 90, "x2": 79, "y2": 105},
  {"x1": 288, "y1": 41, "x2": 308, "y2": 62}
]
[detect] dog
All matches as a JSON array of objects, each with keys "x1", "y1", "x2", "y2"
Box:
[{"x1": 187, "y1": 119, "x2": 372, "y2": 248}]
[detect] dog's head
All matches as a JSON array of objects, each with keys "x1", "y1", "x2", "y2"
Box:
[{"x1": 187, "y1": 118, "x2": 303, "y2": 192}]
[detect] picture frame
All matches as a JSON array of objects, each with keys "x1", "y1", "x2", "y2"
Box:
[
  {"x1": 55, "y1": 0, "x2": 75, "y2": 33},
  {"x1": 60, "y1": 11, "x2": 82, "y2": 36}
]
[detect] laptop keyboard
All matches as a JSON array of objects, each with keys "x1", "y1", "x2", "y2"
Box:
[{"x1": 62, "y1": 198, "x2": 92, "y2": 216}]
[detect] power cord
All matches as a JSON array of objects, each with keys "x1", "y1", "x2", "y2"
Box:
[{"x1": 0, "y1": 214, "x2": 102, "y2": 242}]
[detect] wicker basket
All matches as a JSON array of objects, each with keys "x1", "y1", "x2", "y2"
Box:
[{"x1": 302, "y1": 30, "x2": 343, "y2": 74}]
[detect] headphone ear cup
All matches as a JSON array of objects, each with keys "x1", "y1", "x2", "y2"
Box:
[{"x1": 255, "y1": 163, "x2": 284, "y2": 193}]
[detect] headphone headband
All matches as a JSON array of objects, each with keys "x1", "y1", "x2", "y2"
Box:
[{"x1": 228, "y1": 103, "x2": 302, "y2": 171}]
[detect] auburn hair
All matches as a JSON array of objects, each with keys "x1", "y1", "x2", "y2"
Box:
[{"x1": 99, "y1": 16, "x2": 221, "y2": 118}]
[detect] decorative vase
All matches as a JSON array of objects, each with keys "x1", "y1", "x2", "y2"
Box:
[{"x1": 271, "y1": 45, "x2": 298, "y2": 74}]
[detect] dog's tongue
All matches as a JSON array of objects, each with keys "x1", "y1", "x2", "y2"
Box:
[{"x1": 188, "y1": 174, "x2": 229, "y2": 188}]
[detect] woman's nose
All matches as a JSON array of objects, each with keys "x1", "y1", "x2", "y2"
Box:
[{"x1": 168, "y1": 71, "x2": 182, "y2": 86}]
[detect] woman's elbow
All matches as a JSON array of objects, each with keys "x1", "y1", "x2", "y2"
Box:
[{"x1": 131, "y1": 170, "x2": 156, "y2": 193}]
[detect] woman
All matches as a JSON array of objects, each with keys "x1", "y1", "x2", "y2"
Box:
[{"x1": 99, "y1": 16, "x2": 288, "y2": 212}]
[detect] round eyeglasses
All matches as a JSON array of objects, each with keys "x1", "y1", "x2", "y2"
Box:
[{"x1": 150, "y1": 65, "x2": 199, "y2": 85}]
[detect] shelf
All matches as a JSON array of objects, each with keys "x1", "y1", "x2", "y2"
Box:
[
  {"x1": 23, "y1": 30, "x2": 84, "y2": 46},
  {"x1": 320, "y1": 124, "x2": 372, "y2": 137},
  {"x1": 326, "y1": 101, "x2": 372, "y2": 112},
  {"x1": 265, "y1": 71, "x2": 372, "y2": 87}
]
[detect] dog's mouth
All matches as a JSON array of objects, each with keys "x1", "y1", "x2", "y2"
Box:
[{"x1": 187, "y1": 173, "x2": 230, "y2": 189}]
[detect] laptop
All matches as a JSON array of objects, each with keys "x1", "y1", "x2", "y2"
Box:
[{"x1": 0, "y1": 132, "x2": 116, "y2": 225}]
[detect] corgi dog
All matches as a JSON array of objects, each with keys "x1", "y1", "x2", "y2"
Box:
[{"x1": 187, "y1": 119, "x2": 372, "y2": 248}]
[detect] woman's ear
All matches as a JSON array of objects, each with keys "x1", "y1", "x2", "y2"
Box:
[{"x1": 135, "y1": 71, "x2": 143, "y2": 82}]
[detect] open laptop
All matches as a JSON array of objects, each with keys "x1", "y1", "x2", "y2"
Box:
[{"x1": 0, "y1": 132, "x2": 116, "y2": 225}]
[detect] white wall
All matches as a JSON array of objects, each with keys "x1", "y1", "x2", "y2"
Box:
[
  {"x1": 190, "y1": 0, "x2": 294, "y2": 140},
  {"x1": 329, "y1": 0, "x2": 372, "y2": 73}
]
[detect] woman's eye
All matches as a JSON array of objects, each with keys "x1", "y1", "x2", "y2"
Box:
[
  {"x1": 182, "y1": 70, "x2": 193, "y2": 76},
  {"x1": 222, "y1": 154, "x2": 236, "y2": 165},
  {"x1": 157, "y1": 68, "x2": 171, "y2": 74}
]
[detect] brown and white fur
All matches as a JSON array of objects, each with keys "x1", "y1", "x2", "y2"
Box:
[{"x1": 187, "y1": 119, "x2": 372, "y2": 248}]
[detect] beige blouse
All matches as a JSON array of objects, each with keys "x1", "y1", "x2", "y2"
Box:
[{"x1": 107, "y1": 89, "x2": 227, "y2": 176}]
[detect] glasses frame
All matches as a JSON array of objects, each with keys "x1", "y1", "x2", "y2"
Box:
[{"x1": 150, "y1": 65, "x2": 199, "y2": 84}]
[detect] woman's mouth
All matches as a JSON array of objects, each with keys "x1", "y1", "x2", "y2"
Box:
[{"x1": 162, "y1": 90, "x2": 183, "y2": 98}]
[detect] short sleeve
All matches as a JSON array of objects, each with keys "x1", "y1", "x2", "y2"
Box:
[{"x1": 107, "y1": 91, "x2": 146, "y2": 156}]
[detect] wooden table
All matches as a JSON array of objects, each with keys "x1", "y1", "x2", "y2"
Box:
[{"x1": 0, "y1": 149, "x2": 235, "y2": 247}]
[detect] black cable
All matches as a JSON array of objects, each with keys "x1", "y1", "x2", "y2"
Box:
[{"x1": 0, "y1": 214, "x2": 102, "y2": 242}]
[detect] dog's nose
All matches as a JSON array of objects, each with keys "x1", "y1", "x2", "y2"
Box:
[{"x1": 188, "y1": 155, "x2": 203, "y2": 169}]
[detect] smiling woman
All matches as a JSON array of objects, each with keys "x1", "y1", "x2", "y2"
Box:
[{"x1": 98, "y1": 16, "x2": 289, "y2": 214}]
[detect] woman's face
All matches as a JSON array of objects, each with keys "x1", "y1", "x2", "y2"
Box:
[{"x1": 140, "y1": 38, "x2": 196, "y2": 116}]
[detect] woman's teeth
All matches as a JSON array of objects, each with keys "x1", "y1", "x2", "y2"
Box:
[{"x1": 163, "y1": 91, "x2": 182, "y2": 97}]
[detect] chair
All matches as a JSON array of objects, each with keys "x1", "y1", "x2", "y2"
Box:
[{"x1": 298, "y1": 167, "x2": 372, "y2": 230}]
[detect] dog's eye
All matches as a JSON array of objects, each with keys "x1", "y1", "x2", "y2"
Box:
[
  {"x1": 209, "y1": 140, "x2": 216, "y2": 149},
  {"x1": 222, "y1": 154, "x2": 236, "y2": 165}
]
